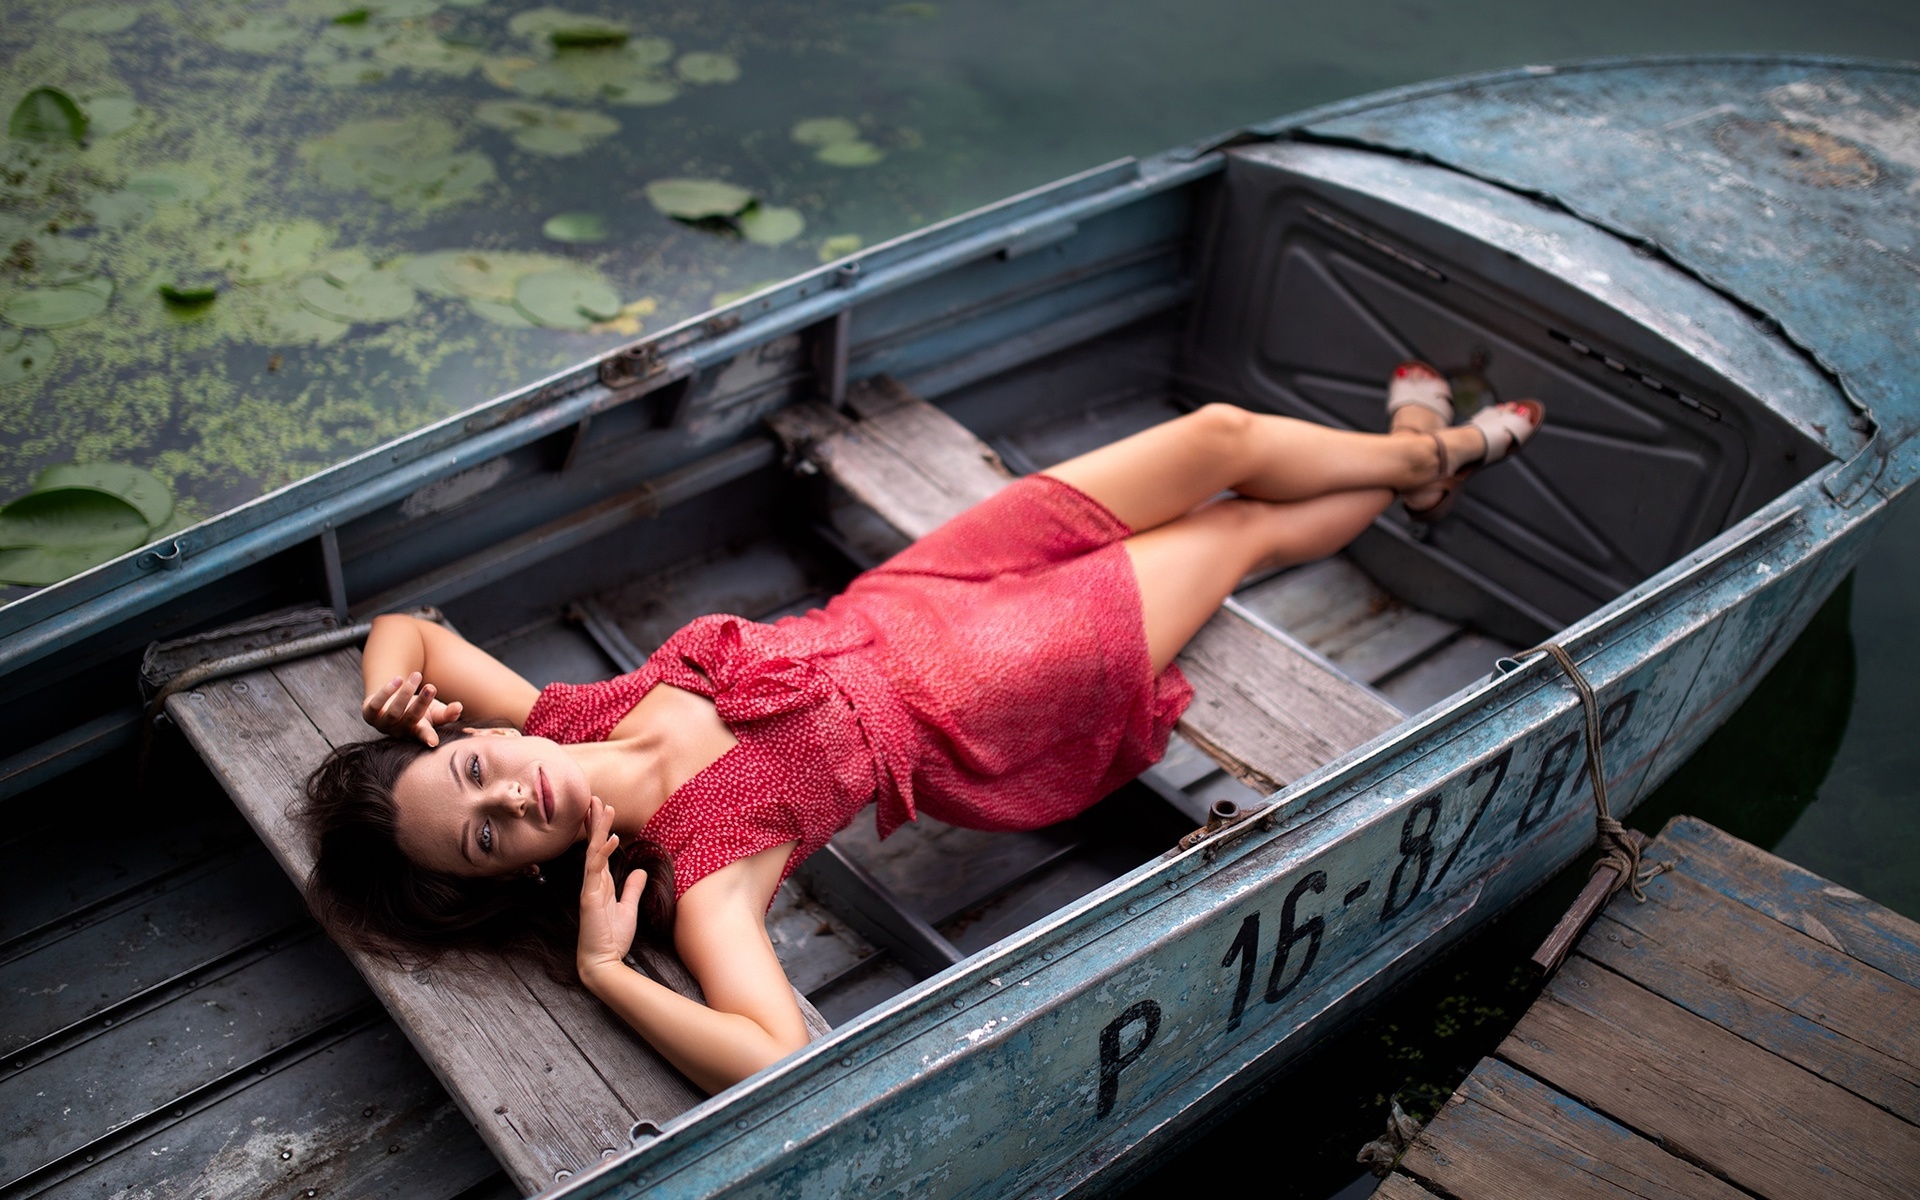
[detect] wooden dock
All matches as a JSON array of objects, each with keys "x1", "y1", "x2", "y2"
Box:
[{"x1": 1379, "y1": 816, "x2": 1920, "y2": 1200}]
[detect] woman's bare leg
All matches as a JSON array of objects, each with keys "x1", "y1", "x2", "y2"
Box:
[
  {"x1": 1125, "y1": 489, "x2": 1392, "y2": 673},
  {"x1": 1043, "y1": 403, "x2": 1484, "y2": 534}
]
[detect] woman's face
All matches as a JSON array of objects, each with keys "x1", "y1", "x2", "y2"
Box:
[{"x1": 391, "y1": 728, "x2": 592, "y2": 877}]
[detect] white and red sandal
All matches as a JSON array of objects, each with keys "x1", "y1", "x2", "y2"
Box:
[
  {"x1": 1405, "y1": 397, "x2": 1545, "y2": 522},
  {"x1": 1385, "y1": 360, "x2": 1454, "y2": 434}
]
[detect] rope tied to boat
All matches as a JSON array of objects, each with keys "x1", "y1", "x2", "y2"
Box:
[{"x1": 1514, "y1": 642, "x2": 1668, "y2": 902}]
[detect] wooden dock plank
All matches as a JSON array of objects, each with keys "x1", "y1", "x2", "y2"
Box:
[
  {"x1": 1500, "y1": 954, "x2": 1920, "y2": 1200},
  {"x1": 1399, "y1": 1057, "x2": 1746, "y2": 1200},
  {"x1": 1583, "y1": 868, "x2": 1920, "y2": 1124},
  {"x1": 1652, "y1": 817, "x2": 1920, "y2": 992},
  {"x1": 1372, "y1": 1175, "x2": 1446, "y2": 1200}
]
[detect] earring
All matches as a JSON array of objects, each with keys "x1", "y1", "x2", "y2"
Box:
[{"x1": 529, "y1": 865, "x2": 546, "y2": 885}]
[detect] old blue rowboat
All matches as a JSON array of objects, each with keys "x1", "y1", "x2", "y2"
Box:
[{"x1": 3, "y1": 54, "x2": 1916, "y2": 1199}]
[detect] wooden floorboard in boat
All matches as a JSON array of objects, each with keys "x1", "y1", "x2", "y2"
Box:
[{"x1": 1387, "y1": 817, "x2": 1920, "y2": 1200}]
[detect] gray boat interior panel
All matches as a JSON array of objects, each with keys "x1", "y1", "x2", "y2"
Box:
[{"x1": 1183, "y1": 145, "x2": 1836, "y2": 626}]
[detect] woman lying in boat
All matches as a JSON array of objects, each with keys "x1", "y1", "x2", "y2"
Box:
[{"x1": 298, "y1": 365, "x2": 1541, "y2": 1093}]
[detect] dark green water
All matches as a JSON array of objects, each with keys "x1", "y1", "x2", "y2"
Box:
[{"x1": 5, "y1": 1, "x2": 1917, "y2": 1194}]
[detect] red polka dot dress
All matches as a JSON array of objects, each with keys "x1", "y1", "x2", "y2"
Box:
[{"x1": 523, "y1": 475, "x2": 1193, "y2": 899}]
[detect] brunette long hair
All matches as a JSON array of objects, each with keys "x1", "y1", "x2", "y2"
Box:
[{"x1": 295, "y1": 725, "x2": 675, "y2": 982}]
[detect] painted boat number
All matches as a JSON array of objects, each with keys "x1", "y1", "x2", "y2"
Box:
[{"x1": 1094, "y1": 690, "x2": 1639, "y2": 1118}]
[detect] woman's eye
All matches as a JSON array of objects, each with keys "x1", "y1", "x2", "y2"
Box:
[
  {"x1": 468, "y1": 754, "x2": 482, "y2": 786},
  {"x1": 479, "y1": 819, "x2": 493, "y2": 854}
]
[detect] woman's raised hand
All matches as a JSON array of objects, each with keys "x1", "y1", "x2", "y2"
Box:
[
  {"x1": 578, "y1": 795, "x2": 643, "y2": 983},
  {"x1": 362, "y1": 670, "x2": 464, "y2": 746}
]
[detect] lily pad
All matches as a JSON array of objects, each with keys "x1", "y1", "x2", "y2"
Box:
[
  {"x1": 2, "y1": 278, "x2": 112, "y2": 328},
  {"x1": 56, "y1": 4, "x2": 144, "y2": 33},
  {"x1": 675, "y1": 52, "x2": 738, "y2": 84},
  {"x1": 248, "y1": 285, "x2": 354, "y2": 345},
  {"x1": 551, "y1": 26, "x2": 627, "y2": 49},
  {"x1": 542, "y1": 211, "x2": 608, "y2": 243},
  {"x1": 125, "y1": 168, "x2": 212, "y2": 204},
  {"x1": 790, "y1": 117, "x2": 859, "y2": 147},
  {"x1": 374, "y1": 33, "x2": 483, "y2": 74},
  {"x1": 739, "y1": 204, "x2": 804, "y2": 246},
  {"x1": 313, "y1": 59, "x2": 391, "y2": 86},
  {"x1": 317, "y1": 250, "x2": 373, "y2": 285},
  {"x1": 210, "y1": 13, "x2": 306, "y2": 53},
  {"x1": 77, "y1": 95, "x2": 141, "y2": 137},
  {"x1": 87, "y1": 189, "x2": 155, "y2": 230},
  {"x1": 604, "y1": 75, "x2": 678, "y2": 106},
  {"x1": 817, "y1": 233, "x2": 863, "y2": 262},
  {"x1": 509, "y1": 8, "x2": 627, "y2": 43},
  {"x1": 210, "y1": 220, "x2": 329, "y2": 283},
  {"x1": 12, "y1": 234, "x2": 95, "y2": 283},
  {"x1": 513, "y1": 267, "x2": 621, "y2": 329},
  {"x1": 0, "y1": 488, "x2": 150, "y2": 585},
  {"x1": 644, "y1": 177, "x2": 753, "y2": 220},
  {"x1": 467, "y1": 297, "x2": 538, "y2": 327},
  {"x1": 473, "y1": 100, "x2": 618, "y2": 156},
  {"x1": 10, "y1": 89, "x2": 88, "y2": 146},
  {"x1": 816, "y1": 139, "x2": 885, "y2": 167},
  {"x1": 159, "y1": 280, "x2": 219, "y2": 306},
  {"x1": 34, "y1": 461, "x2": 173, "y2": 526},
  {"x1": 0, "y1": 328, "x2": 55, "y2": 386},
  {"x1": 296, "y1": 268, "x2": 417, "y2": 323},
  {"x1": 429, "y1": 250, "x2": 570, "y2": 300},
  {"x1": 304, "y1": 117, "x2": 495, "y2": 210}
]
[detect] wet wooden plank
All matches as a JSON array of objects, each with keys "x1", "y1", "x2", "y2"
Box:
[
  {"x1": 829, "y1": 814, "x2": 1083, "y2": 926},
  {"x1": 766, "y1": 378, "x2": 1016, "y2": 541},
  {"x1": 1500, "y1": 955, "x2": 1920, "y2": 1200},
  {"x1": 1, "y1": 933, "x2": 368, "y2": 1172},
  {"x1": 1236, "y1": 557, "x2": 1459, "y2": 684},
  {"x1": 0, "y1": 784, "x2": 252, "y2": 950},
  {"x1": 1399, "y1": 1056, "x2": 1747, "y2": 1200},
  {"x1": 1584, "y1": 867, "x2": 1920, "y2": 1124},
  {"x1": 274, "y1": 647, "x2": 378, "y2": 752},
  {"x1": 1175, "y1": 607, "x2": 1402, "y2": 793},
  {"x1": 55, "y1": 1019, "x2": 499, "y2": 1200},
  {"x1": 592, "y1": 539, "x2": 828, "y2": 658},
  {"x1": 1652, "y1": 816, "x2": 1920, "y2": 992},
  {"x1": 0, "y1": 848, "x2": 306, "y2": 1057}
]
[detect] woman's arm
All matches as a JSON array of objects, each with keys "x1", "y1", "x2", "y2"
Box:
[
  {"x1": 576, "y1": 799, "x2": 809, "y2": 1094},
  {"x1": 360, "y1": 613, "x2": 541, "y2": 744}
]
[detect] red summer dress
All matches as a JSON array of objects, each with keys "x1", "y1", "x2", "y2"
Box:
[{"x1": 522, "y1": 475, "x2": 1194, "y2": 898}]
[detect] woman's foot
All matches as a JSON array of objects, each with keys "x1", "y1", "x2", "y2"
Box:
[
  {"x1": 1407, "y1": 399, "x2": 1546, "y2": 521},
  {"x1": 1386, "y1": 362, "x2": 1455, "y2": 515}
]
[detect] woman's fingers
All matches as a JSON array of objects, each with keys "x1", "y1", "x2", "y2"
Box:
[{"x1": 617, "y1": 867, "x2": 647, "y2": 909}]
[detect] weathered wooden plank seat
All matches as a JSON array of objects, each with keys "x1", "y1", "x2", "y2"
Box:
[
  {"x1": 166, "y1": 642, "x2": 829, "y2": 1194},
  {"x1": 767, "y1": 378, "x2": 1403, "y2": 795}
]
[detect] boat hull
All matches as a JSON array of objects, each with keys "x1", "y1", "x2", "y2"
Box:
[{"x1": 550, "y1": 455, "x2": 1889, "y2": 1199}]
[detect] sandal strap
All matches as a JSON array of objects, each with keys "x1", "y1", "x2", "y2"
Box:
[
  {"x1": 1386, "y1": 362, "x2": 1453, "y2": 424},
  {"x1": 1465, "y1": 400, "x2": 1544, "y2": 466}
]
